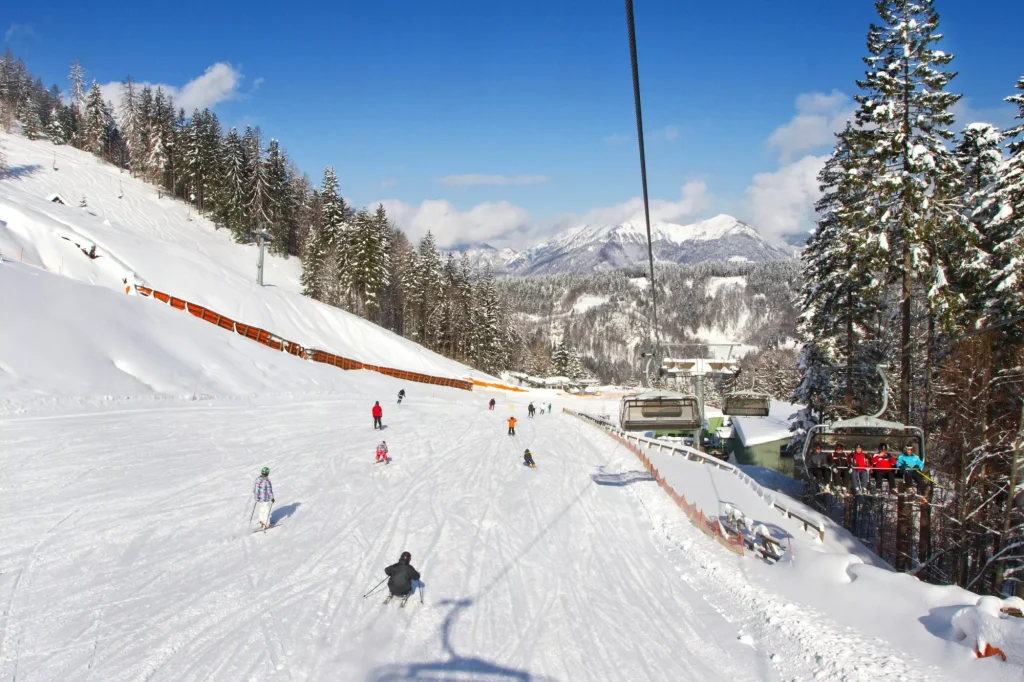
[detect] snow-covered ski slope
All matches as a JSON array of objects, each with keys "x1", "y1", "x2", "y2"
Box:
[
  {"x1": 0, "y1": 131, "x2": 487, "y2": 382},
  {"x1": 0, "y1": 261, "x2": 365, "y2": 413}
]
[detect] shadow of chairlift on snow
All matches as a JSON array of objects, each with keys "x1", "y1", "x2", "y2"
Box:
[
  {"x1": 365, "y1": 598, "x2": 561, "y2": 682},
  {"x1": 590, "y1": 467, "x2": 655, "y2": 487}
]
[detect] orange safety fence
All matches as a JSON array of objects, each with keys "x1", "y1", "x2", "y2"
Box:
[
  {"x1": 133, "y1": 285, "x2": 474, "y2": 392},
  {"x1": 466, "y1": 378, "x2": 528, "y2": 392},
  {"x1": 567, "y1": 409, "x2": 745, "y2": 557}
]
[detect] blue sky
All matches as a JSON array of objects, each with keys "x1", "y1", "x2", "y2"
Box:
[{"x1": 4, "y1": 0, "x2": 1021, "y2": 248}]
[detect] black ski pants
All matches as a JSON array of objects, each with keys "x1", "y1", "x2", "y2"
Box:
[{"x1": 374, "y1": 416, "x2": 382, "y2": 429}]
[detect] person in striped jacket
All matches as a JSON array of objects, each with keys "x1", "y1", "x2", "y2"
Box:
[{"x1": 253, "y1": 467, "x2": 275, "y2": 529}]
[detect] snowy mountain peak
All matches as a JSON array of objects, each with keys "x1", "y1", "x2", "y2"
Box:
[{"x1": 450, "y1": 214, "x2": 790, "y2": 276}]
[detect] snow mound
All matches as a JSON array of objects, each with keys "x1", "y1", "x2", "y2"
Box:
[{"x1": 952, "y1": 596, "x2": 1024, "y2": 666}]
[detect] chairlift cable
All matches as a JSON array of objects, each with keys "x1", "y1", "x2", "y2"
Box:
[{"x1": 624, "y1": 0, "x2": 661, "y2": 362}]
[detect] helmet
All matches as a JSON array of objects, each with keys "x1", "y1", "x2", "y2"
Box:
[
  {"x1": 261, "y1": 466, "x2": 270, "y2": 476},
  {"x1": 524, "y1": 449, "x2": 530, "y2": 454},
  {"x1": 400, "y1": 551, "x2": 411, "y2": 563}
]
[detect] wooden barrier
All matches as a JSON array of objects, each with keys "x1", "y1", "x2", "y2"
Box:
[{"x1": 132, "y1": 285, "x2": 474, "y2": 392}]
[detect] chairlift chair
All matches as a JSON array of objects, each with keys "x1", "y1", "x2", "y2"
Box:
[
  {"x1": 722, "y1": 368, "x2": 771, "y2": 417},
  {"x1": 722, "y1": 392, "x2": 772, "y2": 417},
  {"x1": 619, "y1": 388, "x2": 702, "y2": 432},
  {"x1": 798, "y1": 366, "x2": 926, "y2": 482}
]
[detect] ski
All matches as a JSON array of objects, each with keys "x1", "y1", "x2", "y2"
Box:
[
  {"x1": 383, "y1": 595, "x2": 394, "y2": 605},
  {"x1": 400, "y1": 594, "x2": 410, "y2": 608},
  {"x1": 254, "y1": 523, "x2": 283, "y2": 534}
]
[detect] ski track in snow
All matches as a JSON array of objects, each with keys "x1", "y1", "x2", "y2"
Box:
[{"x1": 0, "y1": 395, "x2": 955, "y2": 682}]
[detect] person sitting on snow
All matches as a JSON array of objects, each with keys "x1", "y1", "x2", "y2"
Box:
[
  {"x1": 376, "y1": 441, "x2": 389, "y2": 464},
  {"x1": 523, "y1": 449, "x2": 535, "y2": 468}
]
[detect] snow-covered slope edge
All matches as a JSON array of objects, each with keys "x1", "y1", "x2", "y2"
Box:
[
  {"x1": 572, "y1": 410, "x2": 1020, "y2": 680},
  {"x1": 0, "y1": 260, "x2": 401, "y2": 414},
  {"x1": 0, "y1": 132, "x2": 494, "y2": 383}
]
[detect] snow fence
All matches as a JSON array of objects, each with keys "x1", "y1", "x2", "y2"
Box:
[{"x1": 132, "y1": 285, "x2": 474, "y2": 392}]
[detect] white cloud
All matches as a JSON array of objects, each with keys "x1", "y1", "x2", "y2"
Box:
[
  {"x1": 379, "y1": 182, "x2": 710, "y2": 249},
  {"x1": 767, "y1": 89, "x2": 855, "y2": 164},
  {"x1": 435, "y1": 174, "x2": 550, "y2": 187},
  {"x1": 650, "y1": 125, "x2": 679, "y2": 143},
  {"x1": 952, "y1": 97, "x2": 1017, "y2": 131},
  {"x1": 100, "y1": 62, "x2": 243, "y2": 118},
  {"x1": 4, "y1": 23, "x2": 34, "y2": 43},
  {"x1": 744, "y1": 154, "x2": 826, "y2": 246},
  {"x1": 378, "y1": 198, "x2": 532, "y2": 248},
  {"x1": 560, "y1": 181, "x2": 710, "y2": 228},
  {"x1": 603, "y1": 133, "x2": 631, "y2": 145}
]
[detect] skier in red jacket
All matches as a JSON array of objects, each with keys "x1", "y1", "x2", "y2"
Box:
[
  {"x1": 848, "y1": 444, "x2": 870, "y2": 494},
  {"x1": 372, "y1": 401, "x2": 383, "y2": 430}
]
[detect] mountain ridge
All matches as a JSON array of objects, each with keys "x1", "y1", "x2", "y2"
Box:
[{"x1": 447, "y1": 214, "x2": 793, "y2": 275}]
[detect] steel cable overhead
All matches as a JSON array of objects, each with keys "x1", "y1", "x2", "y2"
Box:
[{"x1": 624, "y1": 0, "x2": 661, "y2": 361}]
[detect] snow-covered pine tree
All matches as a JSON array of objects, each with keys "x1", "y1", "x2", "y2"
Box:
[
  {"x1": 953, "y1": 122, "x2": 1003, "y2": 321},
  {"x1": 469, "y1": 264, "x2": 502, "y2": 371},
  {"x1": 410, "y1": 232, "x2": 445, "y2": 346},
  {"x1": 83, "y1": 80, "x2": 106, "y2": 155},
  {"x1": 264, "y1": 139, "x2": 295, "y2": 254},
  {"x1": 46, "y1": 105, "x2": 67, "y2": 144},
  {"x1": 852, "y1": 0, "x2": 968, "y2": 422},
  {"x1": 551, "y1": 338, "x2": 571, "y2": 377},
  {"x1": 246, "y1": 126, "x2": 273, "y2": 241},
  {"x1": 797, "y1": 123, "x2": 887, "y2": 417},
  {"x1": 300, "y1": 215, "x2": 332, "y2": 302},
  {"x1": 989, "y1": 76, "x2": 1024, "y2": 322},
  {"x1": 318, "y1": 165, "x2": 350, "y2": 305},
  {"x1": 221, "y1": 128, "x2": 250, "y2": 237},
  {"x1": 17, "y1": 89, "x2": 42, "y2": 138},
  {"x1": 67, "y1": 59, "x2": 86, "y2": 141},
  {"x1": 0, "y1": 138, "x2": 8, "y2": 177},
  {"x1": 119, "y1": 77, "x2": 140, "y2": 173}
]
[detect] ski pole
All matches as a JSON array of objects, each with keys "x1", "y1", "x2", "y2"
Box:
[
  {"x1": 248, "y1": 499, "x2": 257, "y2": 523},
  {"x1": 420, "y1": 580, "x2": 424, "y2": 604},
  {"x1": 362, "y1": 577, "x2": 388, "y2": 598}
]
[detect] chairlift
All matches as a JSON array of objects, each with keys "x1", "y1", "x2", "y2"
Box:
[
  {"x1": 799, "y1": 366, "x2": 925, "y2": 478},
  {"x1": 619, "y1": 388, "x2": 702, "y2": 432},
  {"x1": 722, "y1": 369, "x2": 771, "y2": 417}
]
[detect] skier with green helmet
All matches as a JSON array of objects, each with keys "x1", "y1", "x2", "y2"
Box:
[{"x1": 253, "y1": 466, "x2": 275, "y2": 530}]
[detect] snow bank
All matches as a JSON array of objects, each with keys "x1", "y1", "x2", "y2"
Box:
[
  {"x1": 0, "y1": 261, "x2": 392, "y2": 413},
  {"x1": 952, "y1": 596, "x2": 1024, "y2": 666},
  {"x1": 0, "y1": 132, "x2": 489, "y2": 382}
]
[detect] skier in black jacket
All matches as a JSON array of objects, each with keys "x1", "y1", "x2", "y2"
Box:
[{"x1": 385, "y1": 551, "x2": 421, "y2": 597}]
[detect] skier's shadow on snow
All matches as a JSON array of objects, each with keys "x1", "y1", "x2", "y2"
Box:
[
  {"x1": 365, "y1": 598, "x2": 560, "y2": 682},
  {"x1": 270, "y1": 502, "x2": 301, "y2": 525}
]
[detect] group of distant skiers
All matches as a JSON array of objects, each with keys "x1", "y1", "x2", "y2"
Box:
[
  {"x1": 248, "y1": 386, "x2": 556, "y2": 602},
  {"x1": 806, "y1": 442, "x2": 927, "y2": 497}
]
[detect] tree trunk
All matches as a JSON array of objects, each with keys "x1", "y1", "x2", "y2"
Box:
[{"x1": 994, "y1": 400, "x2": 1024, "y2": 593}]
